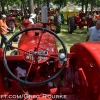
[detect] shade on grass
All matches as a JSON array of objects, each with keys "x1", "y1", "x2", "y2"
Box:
[{"x1": 56, "y1": 24, "x2": 87, "y2": 52}]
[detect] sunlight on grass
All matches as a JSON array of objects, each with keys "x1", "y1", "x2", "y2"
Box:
[{"x1": 57, "y1": 24, "x2": 87, "y2": 52}]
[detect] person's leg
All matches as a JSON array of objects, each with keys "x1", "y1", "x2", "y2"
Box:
[
  {"x1": 0, "y1": 34, "x2": 4, "y2": 48},
  {"x1": 2, "y1": 34, "x2": 13, "y2": 50},
  {"x1": 2, "y1": 34, "x2": 8, "y2": 46}
]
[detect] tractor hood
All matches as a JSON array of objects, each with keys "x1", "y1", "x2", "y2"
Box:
[{"x1": 18, "y1": 30, "x2": 58, "y2": 55}]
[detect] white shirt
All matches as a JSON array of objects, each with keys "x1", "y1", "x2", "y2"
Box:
[
  {"x1": 29, "y1": 18, "x2": 34, "y2": 24},
  {"x1": 87, "y1": 26, "x2": 100, "y2": 41}
]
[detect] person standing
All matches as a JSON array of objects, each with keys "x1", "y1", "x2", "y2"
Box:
[
  {"x1": 29, "y1": 13, "x2": 36, "y2": 24},
  {"x1": 0, "y1": 14, "x2": 10, "y2": 48},
  {"x1": 86, "y1": 20, "x2": 100, "y2": 42}
]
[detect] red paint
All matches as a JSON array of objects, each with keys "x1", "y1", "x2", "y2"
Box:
[
  {"x1": 0, "y1": 48, "x2": 3, "y2": 57},
  {"x1": 70, "y1": 42, "x2": 100, "y2": 100},
  {"x1": 74, "y1": 13, "x2": 93, "y2": 29},
  {"x1": 18, "y1": 30, "x2": 58, "y2": 55},
  {"x1": 0, "y1": 27, "x2": 100, "y2": 100},
  {"x1": 50, "y1": 88, "x2": 58, "y2": 94},
  {"x1": 0, "y1": 75, "x2": 4, "y2": 94}
]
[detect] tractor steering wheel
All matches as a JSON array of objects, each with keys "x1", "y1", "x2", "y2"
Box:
[{"x1": 3, "y1": 27, "x2": 67, "y2": 86}]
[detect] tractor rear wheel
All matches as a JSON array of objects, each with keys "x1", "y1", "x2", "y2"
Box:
[
  {"x1": 68, "y1": 17, "x2": 75, "y2": 34},
  {"x1": 74, "y1": 26, "x2": 77, "y2": 30},
  {"x1": 54, "y1": 14, "x2": 62, "y2": 33}
]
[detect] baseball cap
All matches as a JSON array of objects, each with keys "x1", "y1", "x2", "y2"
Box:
[
  {"x1": 2, "y1": 14, "x2": 7, "y2": 18},
  {"x1": 30, "y1": 13, "x2": 36, "y2": 18}
]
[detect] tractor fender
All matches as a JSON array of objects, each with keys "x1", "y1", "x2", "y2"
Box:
[{"x1": 70, "y1": 42, "x2": 100, "y2": 94}]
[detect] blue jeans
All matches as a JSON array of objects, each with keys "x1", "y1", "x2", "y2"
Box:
[{"x1": 0, "y1": 34, "x2": 8, "y2": 48}]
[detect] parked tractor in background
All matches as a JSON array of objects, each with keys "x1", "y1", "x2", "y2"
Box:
[
  {"x1": 6, "y1": 9, "x2": 23, "y2": 33},
  {"x1": 6, "y1": 16, "x2": 16, "y2": 33},
  {"x1": 68, "y1": 12, "x2": 95, "y2": 34},
  {"x1": 38, "y1": 7, "x2": 62, "y2": 33},
  {"x1": 53, "y1": 8, "x2": 62, "y2": 33}
]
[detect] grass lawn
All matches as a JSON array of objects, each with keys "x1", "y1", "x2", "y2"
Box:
[
  {"x1": 56, "y1": 24, "x2": 87, "y2": 52},
  {"x1": 3, "y1": 24, "x2": 87, "y2": 55}
]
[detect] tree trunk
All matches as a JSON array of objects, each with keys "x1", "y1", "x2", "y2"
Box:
[
  {"x1": 7, "y1": 1, "x2": 9, "y2": 13},
  {"x1": 64, "y1": 0, "x2": 67, "y2": 7},
  {"x1": 1, "y1": 0, "x2": 5, "y2": 14},
  {"x1": 23, "y1": 4, "x2": 27, "y2": 16},
  {"x1": 85, "y1": 0, "x2": 88, "y2": 14},
  {"x1": 28, "y1": 0, "x2": 34, "y2": 14},
  {"x1": 37, "y1": 0, "x2": 40, "y2": 14},
  {"x1": 81, "y1": 0, "x2": 84, "y2": 12},
  {"x1": 21, "y1": 3, "x2": 24, "y2": 14},
  {"x1": 47, "y1": 0, "x2": 49, "y2": 8},
  {"x1": 91, "y1": 3, "x2": 93, "y2": 13},
  {"x1": 20, "y1": 0, "x2": 26, "y2": 16},
  {"x1": 60, "y1": 0, "x2": 63, "y2": 8}
]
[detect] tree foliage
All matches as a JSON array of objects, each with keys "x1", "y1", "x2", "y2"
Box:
[{"x1": 0, "y1": 0, "x2": 100, "y2": 14}]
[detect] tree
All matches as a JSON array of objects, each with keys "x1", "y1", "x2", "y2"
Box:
[
  {"x1": 21, "y1": 0, "x2": 28, "y2": 16},
  {"x1": 28, "y1": 0, "x2": 34, "y2": 14},
  {"x1": 0, "y1": 0, "x2": 5, "y2": 14},
  {"x1": 85, "y1": 0, "x2": 89, "y2": 14},
  {"x1": 53, "y1": 0, "x2": 63, "y2": 8},
  {"x1": 47, "y1": 0, "x2": 50, "y2": 8}
]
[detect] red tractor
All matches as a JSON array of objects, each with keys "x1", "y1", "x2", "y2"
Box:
[
  {"x1": 0, "y1": 8, "x2": 100, "y2": 100},
  {"x1": 6, "y1": 16, "x2": 16, "y2": 33},
  {"x1": 68, "y1": 12, "x2": 95, "y2": 34},
  {"x1": 6, "y1": 10, "x2": 23, "y2": 33},
  {"x1": 38, "y1": 7, "x2": 61, "y2": 33},
  {"x1": 0, "y1": 19, "x2": 100, "y2": 100}
]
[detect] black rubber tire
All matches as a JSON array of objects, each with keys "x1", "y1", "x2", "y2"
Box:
[
  {"x1": 54, "y1": 14, "x2": 61, "y2": 33},
  {"x1": 10, "y1": 50, "x2": 17, "y2": 55},
  {"x1": 68, "y1": 17, "x2": 75, "y2": 34},
  {"x1": 55, "y1": 24, "x2": 61, "y2": 33},
  {"x1": 74, "y1": 26, "x2": 77, "y2": 30}
]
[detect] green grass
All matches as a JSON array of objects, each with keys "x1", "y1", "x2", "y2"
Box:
[
  {"x1": 4, "y1": 24, "x2": 87, "y2": 55},
  {"x1": 56, "y1": 24, "x2": 87, "y2": 52}
]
